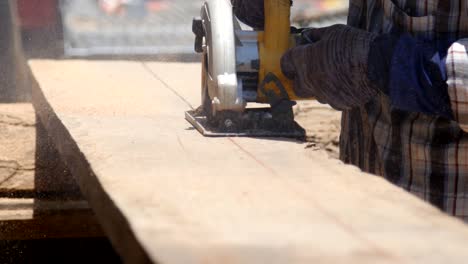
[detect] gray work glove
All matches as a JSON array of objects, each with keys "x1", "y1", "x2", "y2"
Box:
[
  {"x1": 281, "y1": 24, "x2": 379, "y2": 110},
  {"x1": 231, "y1": 0, "x2": 264, "y2": 29},
  {"x1": 231, "y1": 0, "x2": 292, "y2": 29}
]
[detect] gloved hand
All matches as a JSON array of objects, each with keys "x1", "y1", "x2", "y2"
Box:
[
  {"x1": 231, "y1": 0, "x2": 292, "y2": 29},
  {"x1": 281, "y1": 24, "x2": 379, "y2": 110},
  {"x1": 231, "y1": 0, "x2": 265, "y2": 29}
]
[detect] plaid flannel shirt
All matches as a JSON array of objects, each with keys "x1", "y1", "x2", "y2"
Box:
[{"x1": 341, "y1": 0, "x2": 468, "y2": 221}]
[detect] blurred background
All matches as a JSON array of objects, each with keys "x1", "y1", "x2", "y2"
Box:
[{"x1": 18, "y1": 0, "x2": 348, "y2": 59}]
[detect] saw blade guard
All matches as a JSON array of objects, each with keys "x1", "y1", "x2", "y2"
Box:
[{"x1": 201, "y1": 0, "x2": 245, "y2": 114}]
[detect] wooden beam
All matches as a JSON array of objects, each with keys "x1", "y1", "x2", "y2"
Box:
[{"x1": 30, "y1": 60, "x2": 468, "y2": 264}]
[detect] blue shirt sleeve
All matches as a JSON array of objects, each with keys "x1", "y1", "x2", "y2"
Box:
[{"x1": 368, "y1": 33, "x2": 453, "y2": 119}]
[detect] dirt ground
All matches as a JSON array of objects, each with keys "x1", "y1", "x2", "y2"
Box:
[
  {"x1": 295, "y1": 101, "x2": 342, "y2": 159},
  {"x1": 0, "y1": 104, "x2": 36, "y2": 194},
  {"x1": 0, "y1": 103, "x2": 121, "y2": 263}
]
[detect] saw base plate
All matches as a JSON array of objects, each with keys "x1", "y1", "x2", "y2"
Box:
[{"x1": 185, "y1": 108, "x2": 306, "y2": 138}]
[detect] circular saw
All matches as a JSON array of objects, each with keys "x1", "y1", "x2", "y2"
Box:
[{"x1": 186, "y1": 0, "x2": 309, "y2": 137}]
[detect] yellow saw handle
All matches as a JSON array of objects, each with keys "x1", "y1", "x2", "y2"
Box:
[{"x1": 258, "y1": 0, "x2": 302, "y2": 102}]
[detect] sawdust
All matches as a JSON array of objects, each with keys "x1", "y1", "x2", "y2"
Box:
[{"x1": 294, "y1": 101, "x2": 342, "y2": 159}]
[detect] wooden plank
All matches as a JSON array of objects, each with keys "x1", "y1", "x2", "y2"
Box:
[
  {"x1": 30, "y1": 60, "x2": 468, "y2": 264},
  {"x1": 0, "y1": 199, "x2": 104, "y2": 240}
]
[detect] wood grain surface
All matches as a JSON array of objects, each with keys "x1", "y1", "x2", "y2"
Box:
[{"x1": 31, "y1": 60, "x2": 468, "y2": 264}]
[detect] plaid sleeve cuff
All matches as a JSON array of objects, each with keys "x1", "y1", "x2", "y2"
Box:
[
  {"x1": 446, "y1": 40, "x2": 468, "y2": 132},
  {"x1": 369, "y1": 33, "x2": 452, "y2": 119}
]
